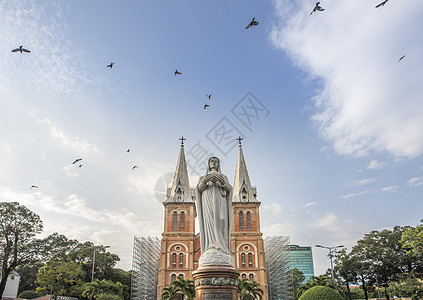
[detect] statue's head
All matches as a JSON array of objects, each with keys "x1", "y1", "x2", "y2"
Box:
[{"x1": 208, "y1": 157, "x2": 220, "y2": 172}]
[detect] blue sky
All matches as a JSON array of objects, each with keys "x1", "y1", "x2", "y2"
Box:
[{"x1": 1, "y1": 0, "x2": 423, "y2": 275}]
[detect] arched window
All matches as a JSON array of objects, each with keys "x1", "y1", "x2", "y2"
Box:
[
  {"x1": 241, "y1": 253, "x2": 246, "y2": 267},
  {"x1": 248, "y1": 253, "x2": 253, "y2": 267},
  {"x1": 178, "y1": 274, "x2": 184, "y2": 280},
  {"x1": 239, "y1": 211, "x2": 244, "y2": 231},
  {"x1": 249, "y1": 273, "x2": 254, "y2": 281},
  {"x1": 172, "y1": 253, "x2": 177, "y2": 268},
  {"x1": 179, "y1": 212, "x2": 185, "y2": 231},
  {"x1": 179, "y1": 253, "x2": 184, "y2": 268},
  {"x1": 172, "y1": 211, "x2": 178, "y2": 231},
  {"x1": 246, "y1": 211, "x2": 252, "y2": 231},
  {"x1": 241, "y1": 274, "x2": 247, "y2": 279},
  {"x1": 171, "y1": 274, "x2": 176, "y2": 282}
]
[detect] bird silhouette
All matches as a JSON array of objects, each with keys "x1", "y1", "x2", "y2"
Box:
[
  {"x1": 245, "y1": 18, "x2": 259, "y2": 29},
  {"x1": 375, "y1": 0, "x2": 389, "y2": 8},
  {"x1": 72, "y1": 158, "x2": 82, "y2": 164},
  {"x1": 174, "y1": 69, "x2": 182, "y2": 76},
  {"x1": 127, "y1": 148, "x2": 130, "y2": 152},
  {"x1": 204, "y1": 104, "x2": 210, "y2": 111},
  {"x1": 107, "y1": 63, "x2": 114, "y2": 68},
  {"x1": 398, "y1": 55, "x2": 405, "y2": 62},
  {"x1": 206, "y1": 93, "x2": 212, "y2": 99},
  {"x1": 78, "y1": 164, "x2": 83, "y2": 168},
  {"x1": 310, "y1": 2, "x2": 325, "y2": 15},
  {"x1": 30, "y1": 185, "x2": 38, "y2": 190},
  {"x1": 132, "y1": 165, "x2": 138, "y2": 170},
  {"x1": 11, "y1": 46, "x2": 31, "y2": 53}
]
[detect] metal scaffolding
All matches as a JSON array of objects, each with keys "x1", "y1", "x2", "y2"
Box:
[
  {"x1": 131, "y1": 236, "x2": 160, "y2": 300},
  {"x1": 264, "y1": 236, "x2": 294, "y2": 300}
]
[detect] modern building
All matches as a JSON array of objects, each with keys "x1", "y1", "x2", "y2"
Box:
[
  {"x1": 289, "y1": 245, "x2": 314, "y2": 283},
  {"x1": 0, "y1": 271, "x2": 20, "y2": 299},
  {"x1": 131, "y1": 141, "x2": 293, "y2": 300}
]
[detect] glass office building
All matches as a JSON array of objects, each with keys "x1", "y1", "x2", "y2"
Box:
[{"x1": 289, "y1": 245, "x2": 314, "y2": 284}]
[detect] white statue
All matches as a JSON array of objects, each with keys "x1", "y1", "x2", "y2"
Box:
[{"x1": 196, "y1": 157, "x2": 233, "y2": 267}]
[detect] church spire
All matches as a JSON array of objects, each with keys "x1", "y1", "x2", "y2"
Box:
[
  {"x1": 167, "y1": 137, "x2": 192, "y2": 202},
  {"x1": 233, "y1": 138, "x2": 257, "y2": 202}
]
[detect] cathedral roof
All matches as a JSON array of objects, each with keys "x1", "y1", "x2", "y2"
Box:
[
  {"x1": 233, "y1": 141, "x2": 258, "y2": 202},
  {"x1": 165, "y1": 140, "x2": 193, "y2": 203}
]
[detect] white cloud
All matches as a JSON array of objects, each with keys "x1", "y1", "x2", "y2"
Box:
[
  {"x1": 39, "y1": 119, "x2": 98, "y2": 154},
  {"x1": 349, "y1": 178, "x2": 376, "y2": 186},
  {"x1": 341, "y1": 190, "x2": 369, "y2": 199},
  {"x1": 308, "y1": 213, "x2": 361, "y2": 241},
  {"x1": 406, "y1": 177, "x2": 423, "y2": 187},
  {"x1": 271, "y1": 0, "x2": 423, "y2": 158},
  {"x1": 367, "y1": 160, "x2": 386, "y2": 170},
  {"x1": 303, "y1": 201, "x2": 317, "y2": 208},
  {"x1": 381, "y1": 185, "x2": 399, "y2": 192}
]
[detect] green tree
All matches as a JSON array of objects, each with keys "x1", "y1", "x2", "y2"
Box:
[
  {"x1": 36, "y1": 260, "x2": 85, "y2": 297},
  {"x1": 298, "y1": 286, "x2": 343, "y2": 300},
  {"x1": 401, "y1": 220, "x2": 423, "y2": 278},
  {"x1": 237, "y1": 278, "x2": 264, "y2": 300},
  {"x1": 172, "y1": 278, "x2": 195, "y2": 300},
  {"x1": 387, "y1": 277, "x2": 423, "y2": 300},
  {"x1": 333, "y1": 249, "x2": 358, "y2": 300},
  {"x1": 0, "y1": 202, "x2": 43, "y2": 297},
  {"x1": 287, "y1": 268, "x2": 305, "y2": 299},
  {"x1": 96, "y1": 294, "x2": 122, "y2": 300}
]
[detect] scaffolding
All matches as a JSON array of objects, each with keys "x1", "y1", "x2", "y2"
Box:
[
  {"x1": 264, "y1": 236, "x2": 294, "y2": 300},
  {"x1": 131, "y1": 236, "x2": 160, "y2": 300}
]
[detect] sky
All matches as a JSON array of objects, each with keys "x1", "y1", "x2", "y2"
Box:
[{"x1": 1, "y1": 0, "x2": 423, "y2": 276}]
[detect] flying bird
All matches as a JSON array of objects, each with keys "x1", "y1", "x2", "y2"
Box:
[
  {"x1": 204, "y1": 104, "x2": 210, "y2": 111},
  {"x1": 174, "y1": 69, "x2": 182, "y2": 76},
  {"x1": 127, "y1": 148, "x2": 130, "y2": 152},
  {"x1": 206, "y1": 93, "x2": 212, "y2": 99},
  {"x1": 245, "y1": 18, "x2": 259, "y2": 29},
  {"x1": 310, "y1": 2, "x2": 325, "y2": 15},
  {"x1": 398, "y1": 55, "x2": 405, "y2": 62},
  {"x1": 11, "y1": 46, "x2": 31, "y2": 53},
  {"x1": 132, "y1": 165, "x2": 138, "y2": 170},
  {"x1": 78, "y1": 164, "x2": 83, "y2": 168},
  {"x1": 72, "y1": 158, "x2": 82, "y2": 164},
  {"x1": 30, "y1": 185, "x2": 38, "y2": 190},
  {"x1": 107, "y1": 63, "x2": 114, "y2": 68},
  {"x1": 375, "y1": 0, "x2": 389, "y2": 8}
]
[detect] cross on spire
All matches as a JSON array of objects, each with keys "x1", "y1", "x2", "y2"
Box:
[
  {"x1": 179, "y1": 136, "x2": 186, "y2": 146},
  {"x1": 237, "y1": 136, "x2": 243, "y2": 145}
]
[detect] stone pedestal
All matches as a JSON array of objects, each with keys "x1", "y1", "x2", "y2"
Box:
[{"x1": 192, "y1": 265, "x2": 239, "y2": 300}]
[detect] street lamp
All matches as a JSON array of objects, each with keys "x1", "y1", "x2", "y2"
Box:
[
  {"x1": 91, "y1": 245, "x2": 110, "y2": 282},
  {"x1": 315, "y1": 244, "x2": 344, "y2": 279}
]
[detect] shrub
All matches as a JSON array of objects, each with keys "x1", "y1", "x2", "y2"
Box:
[
  {"x1": 96, "y1": 294, "x2": 123, "y2": 300},
  {"x1": 298, "y1": 286, "x2": 343, "y2": 300},
  {"x1": 17, "y1": 290, "x2": 41, "y2": 299}
]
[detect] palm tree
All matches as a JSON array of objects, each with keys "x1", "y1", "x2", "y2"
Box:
[
  {"x1": 237, "y1": 278, "x2": 264, "y2": 300},
  {"x1": 172, "y1": 278, "x2": 195, "y2": 300},
  {"x1": 160, "y1": 283, "x2": 182, "y2": 300}
]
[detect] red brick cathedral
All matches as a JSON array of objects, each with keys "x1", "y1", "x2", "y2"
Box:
[{"x1": 157, "y1": 141, "x2": 268, "y2": 299}]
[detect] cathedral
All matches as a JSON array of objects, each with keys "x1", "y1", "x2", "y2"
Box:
[{"x1": 157, "y1": 140, "x2": 268, "y2": 299}]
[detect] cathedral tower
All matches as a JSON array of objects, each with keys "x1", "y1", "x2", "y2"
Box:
[{"x1": 231, "y1": 139, "x2": 268, "y2": 298}]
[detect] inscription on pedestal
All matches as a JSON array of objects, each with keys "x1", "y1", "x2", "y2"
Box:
[{"x1": 203, "y1": 292, "x2": 232, "y2": 299}]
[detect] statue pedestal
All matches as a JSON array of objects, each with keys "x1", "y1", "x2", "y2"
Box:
[{"x1": 192, "y1": 265, "x2": 239, "y2": 300}]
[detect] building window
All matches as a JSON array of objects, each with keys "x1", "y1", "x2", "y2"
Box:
[
  {"x1": 178, "y1": 274, "x2": 184, "y2": 280},
  {"x1": 241, "y1": 253, "x2": 246, "y2": 267},
  {"x1": 179, "y1": 253, "x2": 184, "y2": 268},
  {"x1": 248, "y1": 253, "x2": 253, "y2": 267},
  {"x1": 172, "y1": 211, "x2": 178, "y2": 231},
  {"x1": 172, "y1": 253, "x2": 177, "y2": 268},
  {"x1": 249, "y1": 273, "x2": 254, "y2": 281},
  {"x1": 171, "y1": 274, "x2": 176, "y2": 282},
  {"x1": 241, "y1": 274, "x2": 247, "y2": 279},
  {"x1": 180, "y1": 212, "x2": 185, "y2": 231},
  {"x1": 239, "y1": 211, "x2": 244, "y2": 231},
  {"x1": 246, "y1": 211, "x2": 252, "y2": 231}
]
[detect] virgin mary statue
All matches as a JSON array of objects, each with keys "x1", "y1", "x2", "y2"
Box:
[{"x1": 195, "y1": 157, "x2": 233, "y2": 267}]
